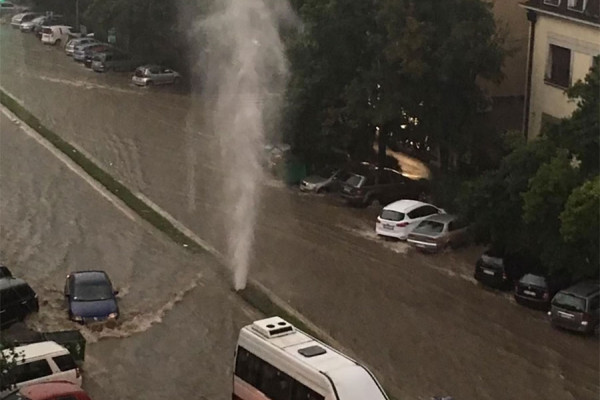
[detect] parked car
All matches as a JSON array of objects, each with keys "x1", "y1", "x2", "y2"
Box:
[
  {"x1": 10, "y1": 12, "x2": 38, "y2": 28},
  {"x1": 73, "y1": 43, "x2": 109, "y2": 63},
  {"x1": 64, "y1": 271, "x2": 119, "y2": 323},
  {"x1": 514, "y1": 272, "x2": 572, "y2": 310},
  {"x1": 2, "y1": 381, "x2": 92, "y2": 400},
  {"x1": 132, "y1": 64, "x2": 182, "y2": 86},
  {"x1": 40, "y1": 25, "x2": 74, "y2": 46},
  {"x1": 299, "y1": 167, "x2": 351, "y2": 193},
  {"x1": 34, "y1": 16, "x2": 64, "y2": 39},
  {"x1": 549, "y1": 280, "x2": 599, "y2": 334},
  {"x1": 91, "y1": 51, "x2": 136, "y2": 72},
  {"x1": 473, "y1": 248, "x2": 534, "y2": 290},
  {"x1": 0, "y1": 276, "x2": 39, "y2": 329},
  {"x1": 65, "y1": 37, "x2": 98, "y2": 56},
  {"x1": 0, "y1": 265, "x2": 12, "y2": 278},
  {"x1": 406, "y1": 214, "x2": 469, "y2": 252},
  {"x1": 0, "y1": 2, "x2": 17, "y2": 15},
  {"x1": 0, "y1": 342, "x2": 81, "y2": 392},
  {"x1": 376, "y1": 200, "x2": 444, "y2": 240},
  {"x1": 340, "y1": 165, "x2": 428, "y2": 207},
  {"x1": 19, "y1": 15, "x2": 45, "y2": 32}
]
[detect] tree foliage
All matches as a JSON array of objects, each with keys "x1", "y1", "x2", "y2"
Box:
[
  {"x1": 461, "y1": 57, "x2": 599, "y2": 278},
  {"x1": 284, "y1": 0, "x2": 505, "y2": 169}
]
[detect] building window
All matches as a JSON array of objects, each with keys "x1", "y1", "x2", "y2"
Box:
[
  {"x1": 543, "y1": 0, "x2": 561, "y2": 5},
  {"x1": 545, "y1": 45, "x2": 571, "y2": 88},
  {"x1": 567, "y1": 0, "x2": 587, "y2": 11}
]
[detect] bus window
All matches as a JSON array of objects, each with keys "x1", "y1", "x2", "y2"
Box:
[
  {"x1": 261, "y1": 362, "x2": 292, "y2": 400},
  {"x1": 235, "y1": 346, "x2": 261, "y2": 387},
  {"x1": 292, "y1": 382, "x2": 324, "y2": 400}
]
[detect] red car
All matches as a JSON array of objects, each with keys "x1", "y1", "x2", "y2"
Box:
[{"x1": 3, "y1": 381, "x2": 92, "y2": 400}]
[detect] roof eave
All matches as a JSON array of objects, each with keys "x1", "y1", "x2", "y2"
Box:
[{"x1": 520, "y1": 3, "x2": 600, "y2": 28}]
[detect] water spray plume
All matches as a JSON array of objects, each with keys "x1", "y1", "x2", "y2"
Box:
[{"x1": 200, "y1": 0, "x2": 294, "y2": 290}]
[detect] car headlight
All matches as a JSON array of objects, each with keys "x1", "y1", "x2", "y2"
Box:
[
  {"x1": 72, "y1": 315, "x2": 83, "y2": 322},
  {"x1": 108, "y1": 312, "x2": 118, "y2": 319}
]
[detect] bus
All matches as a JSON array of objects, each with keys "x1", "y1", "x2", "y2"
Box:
[{"x1": 233, "y1": 316, "x2": 390, "y2": 400}]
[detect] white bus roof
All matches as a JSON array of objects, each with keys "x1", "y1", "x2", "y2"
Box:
[{"x1": 241, "y1": 317, "x2": 389, "y2": 400}]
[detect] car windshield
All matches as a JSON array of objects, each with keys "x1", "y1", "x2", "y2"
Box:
[
  {"x1": 380, "y1": 210, "x2": 404, "y2": 221},
  {"x1": 552, "y1": 293, "x2": 585, "y2": 312},
  {"x1": 73, "y1": 279, "x2": 113, "y2": 301},
  {"x1": 346, "y1": 174, "x2": 365, "y2": 187},
  {"x1": 414, "y1": 220, "x2": 444, "y2": 234},
  {"x1": 520, "y1": 274, "x2": 547, "y2": 287}
]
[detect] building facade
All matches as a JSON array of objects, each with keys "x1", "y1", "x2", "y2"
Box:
[{"x1": 522, "y1": 0, "x2": 600, "y2": 139}]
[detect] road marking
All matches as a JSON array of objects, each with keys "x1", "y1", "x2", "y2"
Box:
[{"x1": 1, "y1": 105, "x2": 138, "y2": 222}]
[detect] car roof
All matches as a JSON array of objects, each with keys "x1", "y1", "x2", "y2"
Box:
[
  {"x1": 561, "y1": 281, "x2": 600, "y2": 298},
  {"x1": 424, "y1": 213, "x2": 456, "y2": 224},
  {"x1": 71, "y1": 270, "x2": 109, "y2": 283},
  {"x1": 383, "y1": 199, "x2": 429, "y2": 213},
  {"x1": 2, "y1": 341, "x2": 67, "y2": 360},
  {"x1": 20, "y1": 381, "x2": 85, "y2": 398},
  {"x1": 0, "y1": 276, "x2": 29, "y2": 291}
]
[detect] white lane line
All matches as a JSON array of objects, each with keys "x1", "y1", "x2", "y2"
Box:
[{"x1": 1, "y1": 105, "x2": 138, "y2": 222}]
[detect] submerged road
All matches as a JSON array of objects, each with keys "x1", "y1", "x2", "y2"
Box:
[{"x1": 0, "y1": 26, "x2": 598, "y2": 400}]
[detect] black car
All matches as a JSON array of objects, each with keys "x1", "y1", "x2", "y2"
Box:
[
  {"x1": 65, "y1": 270, "x2": 119, "y2": 324},
  {"x1": 549, "y1": 280, "x2": 600, "y2": 334},
  {"x1": 474, "y1": 249, "x2": 532, "y2": 290},
  {"x1": 340, "y1": 165, "x2": 428, "y2": 207},
  {"x1": 514, "y1": 272, "x2": 572, "y2": 310},
  {"x1": 0, "y1": 277, "x2": 39, "y2": 329}
]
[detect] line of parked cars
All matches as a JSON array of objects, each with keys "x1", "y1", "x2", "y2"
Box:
[
  {"x1": 473, "y1": 248, "x2": 599, "y2": 335},
  {"x1": 1, "y1": 266, "x2": 121, "y2": 398},
  {"x1": 298, "y1": 162, "x2": 599, "y2": 336},
  {"x1": 11, "y1": 10, "x2": 182, "y2": 87}
]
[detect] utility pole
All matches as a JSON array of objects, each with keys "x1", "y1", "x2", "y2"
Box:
[{"x1": 75, "y1": 0, "x2": 79, "y2": 31}]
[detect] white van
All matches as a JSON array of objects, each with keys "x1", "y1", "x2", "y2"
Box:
[
  {"x1": 1, "y1": 341, "x2": 82, "y2": 391},
  {"x1": 41, "y1": 25, "x2": 73, "y2": 46}
]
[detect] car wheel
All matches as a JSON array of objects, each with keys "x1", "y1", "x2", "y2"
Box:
[{"x1": 55, "y1": 39, "x2": 61, "y2": 46}]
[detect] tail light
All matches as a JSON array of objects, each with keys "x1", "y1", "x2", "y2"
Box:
[
  {"x1": 502, "y1": 271, "x2": 508, "y2": 280},
  {"x1": 542, "y1": 291, "x2": 549, "y2": 300},
  {"x1": 582, "y1": 313, "x2": 590, "y2": 326},
  {"x1": 397, "y1": 222, "x2": 409, "y2": 227}
]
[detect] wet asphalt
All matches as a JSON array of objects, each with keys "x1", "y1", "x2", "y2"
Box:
[{"x1": 0, "y1": 25, "x2": 598, "y2": 400}]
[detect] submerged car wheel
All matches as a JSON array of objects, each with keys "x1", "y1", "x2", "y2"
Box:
[
  {"x1": 146, "y1": 80, "x2": 153, "y2": 86},
  {"x1": 173, "y1": 77, "x2": 181, "y2": 85}
]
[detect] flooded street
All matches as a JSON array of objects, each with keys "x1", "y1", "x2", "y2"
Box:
[{"x1": 0, "y1": 26, "x2": 598, "y2": 400}]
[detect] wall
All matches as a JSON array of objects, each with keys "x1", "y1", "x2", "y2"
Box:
[
  {"x1": 528, "y1": 14, "x2": 600, "y2": 138},
  {"x1": 482, "y1": 0, "x2": 530, "y2": 98}
]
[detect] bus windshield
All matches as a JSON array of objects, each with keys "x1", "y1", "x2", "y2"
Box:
[{"x1": 326, "y1": 365, "x2": 389, "y2": 400}]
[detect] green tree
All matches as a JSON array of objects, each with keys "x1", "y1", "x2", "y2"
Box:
[
  {"x1": 461, "y1": 58, "x2": 599, "y2": 278},
  {"x1": 284, "y1": 0, "x2": 505, "y2": 170}
]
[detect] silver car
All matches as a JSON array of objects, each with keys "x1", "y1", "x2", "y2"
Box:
[
  {"x1": 19, "y1": 15, "x2": 44, "y2": 32},
  {"x1": 65, "y1": 37, "x2": 98, "y2": 56},
  {"x1": 132, "y1": 65, "x2": 181, "y2": 86},
  {"x1": 300, "y1": 167, "x2": 351, "y2": 193}
]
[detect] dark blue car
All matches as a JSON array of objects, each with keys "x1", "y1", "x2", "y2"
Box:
[{"x1": 64, "y1": 270, "x2": 119, "y2": 323}]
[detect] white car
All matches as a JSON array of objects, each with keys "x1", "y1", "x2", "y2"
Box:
[
  {"x1": 375, "y1": 199, "x2": 444, "y2": 240},
  {"x1": 0, "y1": 341, "x2": 82, "y2": 393},
  {"x1": 41, "y1": 25, "x2": 74, "y2": 46}
]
